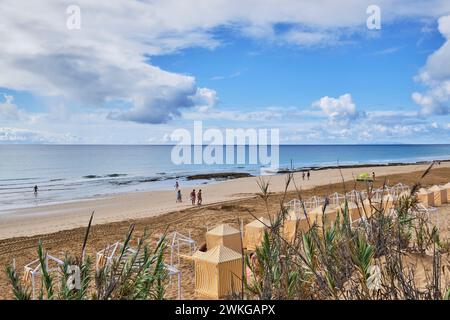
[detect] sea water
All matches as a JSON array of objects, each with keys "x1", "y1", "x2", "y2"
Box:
[{"x1": 0, "y1": 144, "x2": 449, "y2": 211}]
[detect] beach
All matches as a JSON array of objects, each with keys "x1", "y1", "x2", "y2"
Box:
[
  {"x1": 1, "y1": 162, "x2": 450, "y2": 240},
  {"x1": 0, "y1": 163, "x2": 449, "y2": 299}
]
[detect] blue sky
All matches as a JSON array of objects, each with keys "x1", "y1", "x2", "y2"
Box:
[
  {"x1": 0, "y1": 1, "x2": 449, "y2": 144},
  {"x1": 152, "y1": 23, "x2": 431, "y2": 110}
]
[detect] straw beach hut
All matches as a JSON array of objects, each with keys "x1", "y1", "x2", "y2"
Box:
[
  {"x1": 206, "y1": 224, "x2": 242, "y2": 253},
  {"x1": 244, "y1": 217, "x2": 270, "y2": 251},
  {"x1": 193, "y1": 245, "x2": 242, "y2": 299},
  {"x1": 307, "y1": 205, "x2": 339, "y2": 229},
  {"x1": 283, "y1": 209, "x2": 309, "y2": 242},
  {"x1": 428, "y1": 185, "x2": 447, "y2": 206},
  {"x1": 382, "y1": 194, "x2": 395, "y2": 214},
  {"x1": 362, "y1": 198, "x2": 381, "y2": 218},
  {"x1": 417, "y1": 188, "x2": 435, "y2": 207},
  {"x1": 443, "y1": 183, "x2": 450, "y2": 202},
  {"x1": 337, "y1": 202, "x2": 361, "y2": 223}
]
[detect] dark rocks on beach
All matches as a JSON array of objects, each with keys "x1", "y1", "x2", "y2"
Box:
[
  {"x1": 106, "y1": 173, "x2": 127, "y2": 178},
  {"x1": 83, "y1": 175, "x2": 99, "y2": 179},
  {"x1": 186, "y1": 172, "x2": 253, "y2": 181}
]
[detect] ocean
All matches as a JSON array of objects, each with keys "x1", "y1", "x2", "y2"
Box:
[{"x1": 1, "y1": 144, "x2": 449, "y2": 211}]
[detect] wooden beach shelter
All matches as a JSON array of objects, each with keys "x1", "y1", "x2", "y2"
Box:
[
  {"x1": 283, "y1": 209, "x2": 310, "y2": 242},
  {"x1": 443, "y1": 183, "x2": 450, "y2": 202},
  {"x1": 362, "y1": 198, "x2": 381, "y2": 218},
  {"x1": 307, "y1": 205, "x2": 339, "y2": 229},
  {"x1": 428, "y1": 185, "x2": 447, "y2": 206},
  {"x1": 244, "y1": 217, "x2": 271, "y2": 251},
  {"x1": 337, "y1": 202, "x2": 361, "y2": 223},
  {"x1": 417, "y1": 188, "x2": 435, "y2": 207},
  {"x1": 192, "y1": 245, "x2": 243, "y2": 299},
  {"x1": 206, "y1": 224, "x2": 242, "y2": 253},
  {"x1": 381, "y1": 194, "x2": 395, "y2": 214}
]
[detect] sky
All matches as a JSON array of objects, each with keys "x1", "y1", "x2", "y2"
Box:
[{"x1": 0, "y1": 0, "x2": 449, "y2": 144}]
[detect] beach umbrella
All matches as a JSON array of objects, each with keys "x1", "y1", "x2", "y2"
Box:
[
  {"x1": 192, "y1": 245, "x2": 242, "y2": 299},
  {"x1": 244, "y1": 217, "x2": 271, "y2": 251},
  {"x1": 206, "y1": 224, "x2": 242, "y2": 253}
]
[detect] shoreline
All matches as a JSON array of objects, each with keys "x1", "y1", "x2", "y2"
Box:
[
  {"x1": 2, "y1": 158, "x2": 449, "y2": 214},
  {"x1": 279, "y1": 159, "x2": 450, "y2": 172},
  {"x1": 0, "y1": 161, "x2": 449, "y2": 240}
]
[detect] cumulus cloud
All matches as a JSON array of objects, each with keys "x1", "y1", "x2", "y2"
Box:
[
  {"x1": 313, "y1": 93, "x2": 364, "y2": 124},
  {"x1": 0, "y1": 94, "x2": 28, "y2": 121},
  {"x1": 1, "y1": 0, "x2": 450, "y2": 126},
  {"x1": 0, "y1": 1, "x2": 222, "y2": 124},
  {"x1": 412, "y1": 15, "x2": 450, "y2": 115}
]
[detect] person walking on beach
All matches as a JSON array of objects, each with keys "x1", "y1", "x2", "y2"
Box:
[
  {"x1": 174, "y1": 180, "x2": 179, "y2": 191},
  {"x1": 307, "y1": 171, "x2": 310, "y2": 180},
  {"x1": 302, "y1": 172, "x2": 305, "y2": 180},
  {"x1": 190, "y1": 189, "x2": 196, "y2": 205},
  {"x1": 176, "y1": 189, "x2": 182, "y2": 203},
  {"x1": 197, "y1": 189, "x2": 202, "y2": 206}
]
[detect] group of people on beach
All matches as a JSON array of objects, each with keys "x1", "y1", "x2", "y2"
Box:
[
  {"x1": 302, "y1": 171, "x2": 311, "y2": 180},
  {"x1": 174, "y1": 180, "x2": 202, "y2": 205}
]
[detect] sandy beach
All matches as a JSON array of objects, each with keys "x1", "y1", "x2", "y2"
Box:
[
  {"x1": 1, "y1": 162, "x2": 449, "y2": 240},
  {"x1": 0, "y1": 163, "x2": 449, "y2": 299}
]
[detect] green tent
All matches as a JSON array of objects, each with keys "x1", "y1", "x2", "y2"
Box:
[{"x1": 356, "y1": 172, "x2": 373, "y2": 182}]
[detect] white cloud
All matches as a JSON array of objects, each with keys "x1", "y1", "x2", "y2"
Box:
[
  {"x1": 0, "y1": 94, "x2": 28, "y2": 121},
  {"x1": 107, "y1": 87, "x2": 218, "y2": 123},
  {"x1": 211, "y1": 71, "x2": 241, "y2": 81},
  {"x1": 412, "y1": 14, "x2": 450, "y2": 115},
  {"x1": 1, "y1": 0, "x2": 450, "y2": 142},
  {"x1": 281, "y1": 29, "x2": 339, "y2": 47},
  {"x1": 0, "y1": 127, "x2": 79, "y2": 144},
  {"x1": 313, "y1": 93, "x2": 361, "y2": 124},
  {"x1": 1, "y1": 0, "x2": 450, "y2": 127}
]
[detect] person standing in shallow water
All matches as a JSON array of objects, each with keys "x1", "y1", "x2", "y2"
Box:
[
  {"x1": 197, "y1": 189, "x2": 202, "y2": 206},
  {"x1": 33, "y1": 185, "x2": 38, "y2": 196},
  {"x1": 190, "y1": 189, "x2": 196, "y2": 205}
]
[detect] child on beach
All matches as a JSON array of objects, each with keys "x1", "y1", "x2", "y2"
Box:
[
  {"x1": 197, "y1": 189, "x2": 202, "y2": 205},
  {"x1": 190, "y1": 189, "x2": 196, "y2": 205},
  {"x1": 176, "y1": 189, "x2": 182, "y2": 203}
]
